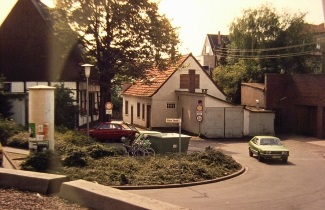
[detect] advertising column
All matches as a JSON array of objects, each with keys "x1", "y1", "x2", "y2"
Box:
[{"x1": 28, "y1": 85, "x2": 55, "y2": 152}]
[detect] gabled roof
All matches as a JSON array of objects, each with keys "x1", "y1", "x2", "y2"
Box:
[
  {"x1": 122, "y1": 54, "x2": 191, "y2": 97},
  {"x1": 207, "y1": 34, "x2": 230, "y2": 50}
]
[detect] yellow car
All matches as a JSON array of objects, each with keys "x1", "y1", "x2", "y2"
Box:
[
  {"x1": 0, "y1": 142, "x2": 3, "y2": 166},
  {"x1": 248, "y1": 136, "x2": 289, "y2": 163}
]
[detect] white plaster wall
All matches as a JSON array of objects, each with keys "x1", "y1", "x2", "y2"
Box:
[
  {"x1": 123, "y1": 95, "x2": 152, "y2": 128},
  {"x1": 177, "y1": 57, "x2": 226, "y2": 100},
  {"x1": 11, "y1": 82, "x2": 24, "y2": 92}
]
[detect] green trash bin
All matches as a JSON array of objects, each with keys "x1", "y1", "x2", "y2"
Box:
[{"x1": 147, "y1": 133, "x2": 191, "y2": 154}]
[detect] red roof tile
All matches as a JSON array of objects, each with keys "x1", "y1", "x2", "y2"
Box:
[{"x1": 122, "y1": 55, "x2": 190, "y2": 97}]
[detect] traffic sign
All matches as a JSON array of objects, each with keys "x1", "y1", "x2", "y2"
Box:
[
  {"x1": 166, "y1": 118, "x2": 181, "y2": 123},
  {"x1": 196, "y1": 115, "x2": 203, "y2": 122},
  {"x1": 105, "y1": 102, "x2": 113, "y2": 110}
]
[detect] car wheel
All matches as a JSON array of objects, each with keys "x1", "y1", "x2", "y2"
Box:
[
  {"x1": 249, "y1": 148, "x2": 253, "y2": 157},
  {"x1": 257, "y1": 152, "x2": 263, "y2": 162},
  {"x1": 120, "y1": 136, "x2": 126, "y2": 143},
  {"x1": 282, "y1": 157, "x2": 288, "y2": 163}
]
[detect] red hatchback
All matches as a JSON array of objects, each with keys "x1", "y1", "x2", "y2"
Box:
[{"x1": 86, "y1": 122, "x2": 137, "y2": 142}]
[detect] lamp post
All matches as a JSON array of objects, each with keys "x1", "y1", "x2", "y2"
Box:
[{"x1": 82, "y1": 64, "x2": 93, "y2": 139}]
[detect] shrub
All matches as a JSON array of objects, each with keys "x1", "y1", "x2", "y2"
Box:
[
  {"x1": 0, "y1": 118, "x2": 23, "y2": 145},
  {"x1": 7, "y1": 132, "x2": 29, "y2": 149},
  {"x1": 87, "y1": 144, "x2": 125, "y2": 159},
  {"x1": 62, "y1": 149, "x2": 88, "y2": 167},
  {"x1": 21, "y1": 151, "x2": 61, "y2": 172}
]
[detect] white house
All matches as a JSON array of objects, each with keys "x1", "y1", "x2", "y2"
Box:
[{"x1": 122, "y1": 54, "x2": 245, "y2": 138}]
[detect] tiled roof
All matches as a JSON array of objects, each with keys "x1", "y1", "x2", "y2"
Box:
[{"x1": 122, "y1": 54, "x2": 190, "y2": 97}]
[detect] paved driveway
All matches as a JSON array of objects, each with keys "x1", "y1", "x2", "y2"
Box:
[{"x1": 128, "y1": 135, "x2": 325, "y2": 210}]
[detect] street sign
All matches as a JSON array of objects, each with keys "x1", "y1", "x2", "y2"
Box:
[
  {"x1": 196, "y1": 115, "x2": 203, "y2": 122},
  {"x1": 105, "y1": 102, "x2": 113, "y2": 110},
  {"x1": 166, "y1": 118, "x2": 181, "y2": 123},
  {"x1": 106, "y1": 110, "x2": 112, "y2": 115}
]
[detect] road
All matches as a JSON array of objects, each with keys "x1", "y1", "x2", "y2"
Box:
[{"x1": 128, "y1": 136, "x2": 325, "y2": 210}]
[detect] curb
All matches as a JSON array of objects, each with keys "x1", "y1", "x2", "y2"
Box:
[
  {"x1": 3, "y1": 151, "x2": 18, "y2": 169},
  {"x1": 113, "y1": 165, "x2": 246, "y2": 190}
]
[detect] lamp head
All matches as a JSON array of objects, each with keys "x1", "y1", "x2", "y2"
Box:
[{"x1": 81, "y1": 64, "x2": 94, "y2": 78}]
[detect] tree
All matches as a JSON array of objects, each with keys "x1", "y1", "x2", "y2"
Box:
[
  {"x1": 54, "y1": 83, "x2": 79, "y2": 129},
  {"x1": 55, "y1": 0, "x2": 180, "y2": 121},
  {"x1": 214, "y1": 4, "x2": 320, "y2": 103}
]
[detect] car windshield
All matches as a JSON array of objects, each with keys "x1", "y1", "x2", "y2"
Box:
[{"x1": 260, "y1": 138, "x2": 281, "y2": 145}]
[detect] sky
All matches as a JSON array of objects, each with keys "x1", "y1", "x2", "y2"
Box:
[{"x1": 1, "y1": 0, "x2": 324, "y2": 56}]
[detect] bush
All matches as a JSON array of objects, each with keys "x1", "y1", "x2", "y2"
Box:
[
  {"x1": 21, "y1": 151, "x2": 61, "y2": 172},
  {"x1": 7, "y1": 132, "x2": 29, "y2": 149},
  {"x1": 0, "y1": 118, "x2": 23, "y2": 145},
  {"x1": 87, "y1": 144, "x2": 125, "y2": 159},
  {"x1": 62, "y1": 149, "x2": 88, "y2": 167}
]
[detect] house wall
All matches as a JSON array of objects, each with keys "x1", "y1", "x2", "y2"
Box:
[
  {"x1": 123, "y1": 95, "x2": 152, "y2": 128},
  {"x1": 178, "y1": 56, "x2": 226, "y2": 100},
  {"x1": 243, "y1": 109, "x2": 275, "y2": 136},
  {"x1": 7, "y1": 81, "x2": 99, "y2": 127},
  {"x1": 241, "y1": 85, "x2": 266, "y2": 108},
  {"x1": 265, "y1": 74, "x2": 325, "y2": 138}
]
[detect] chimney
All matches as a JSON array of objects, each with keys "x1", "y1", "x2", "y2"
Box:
[{"x1": 188, "y1": 69, "x2": 195, "y2": 93}]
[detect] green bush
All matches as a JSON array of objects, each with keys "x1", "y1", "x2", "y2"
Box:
[
  {"x1": 62, "y1": 149, "x2": 88, "y2": 167},
  {"x1": 7, "y1": 132, "x2": 29, "y2": 149},
  {"x1": 0, "y1": 118, "x2": 23, "y2": 145},
  {"x1": 21, "y1": 151, "x2": 61, "y2": 172},
  {"x1": 87, "y1": 144, "x2": 125, "y2": 159}
]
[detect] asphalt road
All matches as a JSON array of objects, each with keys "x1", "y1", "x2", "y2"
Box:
[{"x1": 128, "y1": 135, "x2": 325, "y2": 210}]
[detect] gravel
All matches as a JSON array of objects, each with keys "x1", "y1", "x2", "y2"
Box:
[{"x1": 0, "y1": 188, "x2": 89, "y2": 210}]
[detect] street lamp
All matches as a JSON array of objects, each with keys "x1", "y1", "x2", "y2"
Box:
[{"x1": 82, "y1": 64, "x2": 93, "y2": 139}]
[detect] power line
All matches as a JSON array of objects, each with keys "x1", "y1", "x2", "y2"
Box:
[
  {"x1": 216, "y1": 50, "x2": 318, "y2": 60},
  {"x1": 215, "y1": 40, "x2": 323, "y2": 53}
]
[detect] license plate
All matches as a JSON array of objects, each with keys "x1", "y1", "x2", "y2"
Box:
[{"x1": 272, "y1": 156, "x2": 281, "y2": 159}]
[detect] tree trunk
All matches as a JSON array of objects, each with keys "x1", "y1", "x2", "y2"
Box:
[{"x1": 99, "y1": 83, "x2": 112, "y2": 122}]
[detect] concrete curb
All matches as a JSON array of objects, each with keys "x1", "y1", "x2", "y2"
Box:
[
  {"x1": 113, "y1": 165, "x2": 246, "y2": 190},
  {"x1": 59, "y1": 179, "x2": 188, "y2": 210},
  {"x1": 0, "y1": 168, "x2": 69, "y2": 194}
]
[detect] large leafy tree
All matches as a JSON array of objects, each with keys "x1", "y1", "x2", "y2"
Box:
[
  {"x1": 55, "y1": 0, "x2": 180, "y2": 121},
  {"x1": 214, "y1": 4, "x2": 319, "y2": 103}
]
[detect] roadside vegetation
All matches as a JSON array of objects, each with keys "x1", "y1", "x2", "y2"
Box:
[{"x1": 2, "y1": 120, "x2": 241, "y2": 186}]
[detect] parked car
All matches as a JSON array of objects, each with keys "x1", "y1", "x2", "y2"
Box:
[
  {"x1": 248, "y1": 136, "x2": 289, "y2": 163},
  {"x1": 0, "y1": 142, "x2": 3, "y2": 166},
  {"x1": 83, "y1": 122, "x2": 138, "y2": 142}
]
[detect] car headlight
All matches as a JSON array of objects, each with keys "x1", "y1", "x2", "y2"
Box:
[{"x1": 282, "y1": 151, "x2": 289, "y2": 155}]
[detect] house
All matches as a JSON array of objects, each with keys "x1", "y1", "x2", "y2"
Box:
[
  {"x1": 122, "y1": 54, "x2": 245, "y2": 138},
  {"x1": 195, "y1": 32, "x2": 230, "y2": 73},
  {"x1": 0, "y1": 0, "x2": 99, "y2": 126},
  {"x1": 241, "y1": 73, "x2": 325, "y2": 139}
]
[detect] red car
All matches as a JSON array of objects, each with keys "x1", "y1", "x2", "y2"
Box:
[{"x1": 86, "y1": 122, "x2": 138, "y2": 142}]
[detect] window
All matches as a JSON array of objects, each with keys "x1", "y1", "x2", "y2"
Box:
[
  {"x1": 125, "y1": 100, "x2": 129, "y2": 115},
  {"x1": 142, "y1": 103, "x2": 145, "y2": 119},
  {"x1": 137, "y1": 102, "x2": 140, "y2": 118},
  {"x1": 180, "y1": 74, "x2": 200, "y2": 89},
  {"x1": 167, "y1": 103, "x2": 176, "y2": 109}
]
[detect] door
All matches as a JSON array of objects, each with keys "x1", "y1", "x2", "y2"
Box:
[
  {"x1": 225, "y1": 107, "x2": 243, "y2": 138},
  {"x1": 205, "y1": 107, "x2": 225, "y2": 138}
]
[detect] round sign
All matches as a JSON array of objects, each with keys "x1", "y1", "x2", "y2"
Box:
[
  {"x1": 197, "y1": 105, "x2": 203, "y2": 111},
  {"x1": 105, "y1": 102, "x2": 113, "y2": 110},
  {"x1": 196, "y1": 115, "x2": 203, "y2": 122}
]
